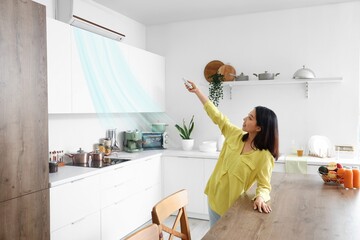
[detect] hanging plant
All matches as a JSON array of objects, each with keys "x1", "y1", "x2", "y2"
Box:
[{"x1": 208, "y1": 73, "x2": 224, "y2": 107}]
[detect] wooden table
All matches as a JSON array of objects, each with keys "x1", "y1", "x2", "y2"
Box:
[{"x1": 202, "y1": 172, "x2": 360, "y2": 240}]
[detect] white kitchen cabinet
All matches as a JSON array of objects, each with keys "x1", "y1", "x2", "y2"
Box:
[
  {"x1": 162, "y1": 156, "x2": 213, "y2": 219},
  {"x1": 71, "y1": 27, "x2": 165, "y2": 113},
  {"x1": 101, "y1": 184, "x2": 161, "y2": 240},
  {"x1": 100, "y1": 156, "x2": 162, "y2": 240},
  {"x1": 50, "y1": 175, "x2": 100, "y2": 237},
  {"x1": 46, "y1": 18, "x2": 72, "y2": 113},
  {"x1": 51, "y1": 211, "x2": 100, "y2": 240}
]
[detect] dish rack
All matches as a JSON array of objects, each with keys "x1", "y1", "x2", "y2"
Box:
[{"x1": 318, "y1": 172, "x2": 342, "y2": 185}]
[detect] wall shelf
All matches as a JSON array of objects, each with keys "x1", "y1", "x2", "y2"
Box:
[{"x1": 220, "y1": 77, "x2": 343, "y2": 99}]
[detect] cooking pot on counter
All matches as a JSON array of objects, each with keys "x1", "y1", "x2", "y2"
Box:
[
  {"x1": 151, "y1": 123, "x2": 168, "y2": 133},
  {"x1": 293, "y1": 65, "x2": 316, "y2": 79},
  {"x1": 253, "y1": 71, "x2": 280, "y2": 80},
  {"x1": 89, "y1": 150, "x2": 105, "y2": 162},
  {"x1": 66, "y1": 148, "x2": 90, "y2": 165}
]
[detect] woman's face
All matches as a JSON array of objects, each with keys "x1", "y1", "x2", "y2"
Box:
[{"x1": 243, "y1": 109, "x2": 261, "y2": 134}]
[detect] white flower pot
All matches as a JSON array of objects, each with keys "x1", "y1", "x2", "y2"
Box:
[{"x1": 182, "y1": 139, "x2": 194, "y2": 151}]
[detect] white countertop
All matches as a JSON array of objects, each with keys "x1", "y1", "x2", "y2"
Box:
[
  {"x1": 49, "y1": 151, "x2": 163, "y2": 188},
  {"x1": 278, "y1": 154, "x2": 360, "y2": 166},
  {"x1": 49, "y1": 149, "x2": 358, "y2": 188}
]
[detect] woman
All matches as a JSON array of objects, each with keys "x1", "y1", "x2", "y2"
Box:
[{"x1": 184, "y1": 80, "x2": 279, "y2": 226}]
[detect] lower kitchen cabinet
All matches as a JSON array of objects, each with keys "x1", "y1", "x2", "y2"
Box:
[
  {"x1": 50, "y1": 175, "x2": 101, "y2": 238},
  {"x1": 51, "y1": 211, "x2": 100, "y2": 240},
  {"x1": 49, "y1": 155, "x2": 162, "y2": 240},
  {"x1": 162, "y1": 156, "x2": 217, "y2": 219},
  {"x1": 101, "y1": 184, "x2": 161, "y2": 240},
  {"x1": 100, "y1": 156, "x2": 162, "y2": 240}
]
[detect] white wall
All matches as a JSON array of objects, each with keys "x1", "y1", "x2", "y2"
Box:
[{"x1": 147, "y1": 2, "x2": 360, "y2": 156}]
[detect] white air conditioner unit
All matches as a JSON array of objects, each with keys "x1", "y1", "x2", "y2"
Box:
[{"x1": 55, "y1": 0, "x2": 125, "y2": 41}]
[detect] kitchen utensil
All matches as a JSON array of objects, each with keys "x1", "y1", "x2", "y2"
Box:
[
  {"x1": 89, "y1": 150, "x2": 104, "y2": 162},
  {"x1": 230, "y1": 72, "x2": 249, "y2": 81},
  {"x1": 253, "y1": 71, "x2": 280, "y2": 80},
  {"x1": 106, "y1": 128, "x2": 120, "y2": 149},
  {"x1": 151, "y1": 123, "x2": 168, "y2": 133},
  {"x1": 217, "y1": 64, "x2": 236, "y2": 81},
  {"x1": 293, "y1": 65, "x2": 316, "y2": 79},
  {"x1": 66, "y1": 148, "x2": 90, "y2": 165},
  {"x1": 204, "y1": 60, "x2": 224, "y2": 82}
]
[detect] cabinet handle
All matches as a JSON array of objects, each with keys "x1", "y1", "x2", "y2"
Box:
[
  {"x1": 72, "y1": 216, "x2": 86, "y2": 225},
  {"x1": 114, "y1": 182, "x2": 125, "y2": 188},
  {"x1": 71, "y1": 177, "x2": 85, "y2": 183},
  {"x1": 114, "y1": 166, "x2": 124, "y2": 170}
]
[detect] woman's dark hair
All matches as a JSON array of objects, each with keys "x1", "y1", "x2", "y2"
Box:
[{"x1": 242, "y1": 106, "x2": 279, "y2": 160}]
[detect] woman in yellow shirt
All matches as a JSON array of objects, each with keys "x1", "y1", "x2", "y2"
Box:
[{"x1": 184, "y1": 80, "x2": 279, "y2": 226}]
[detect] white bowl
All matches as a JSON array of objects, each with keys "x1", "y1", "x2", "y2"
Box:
[
  {"x1": 199, "y1": 144, "x2": 217, "y2": 153},
  {"x1": 201, "y1": 141, "x2": 217, "y2": 148}
]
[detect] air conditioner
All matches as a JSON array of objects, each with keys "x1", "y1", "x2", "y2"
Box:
[{"x1": 55, "y1": 0, "x2": 125, "y2": 41}]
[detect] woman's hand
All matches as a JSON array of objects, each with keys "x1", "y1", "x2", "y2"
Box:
[
  {"x1": 183, "y1": 80, "x2": 209, "y2": 105},
  {"x1": 184, "y1": 80, "x2": 197, "y2": 93},
  {"x1": 253, "y1": 196, "x2": 272, "y2": 213}
]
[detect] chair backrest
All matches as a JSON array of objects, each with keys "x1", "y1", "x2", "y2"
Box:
[
  {"x1": 151, "y1": 189, "x2": 191, "y2": 240},
  {"x1": 124, "y1": 223, "x2": 161, "y2": 240}
]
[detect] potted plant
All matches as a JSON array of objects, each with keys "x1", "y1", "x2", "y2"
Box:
[
  {"x1": 175, "y1": 115, "x2": 195, "y2": 151},
  {"x1": 208, "y1": 73, "x2": 224, "y2": 107}
]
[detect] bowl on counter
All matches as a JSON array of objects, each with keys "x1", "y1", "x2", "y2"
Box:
[{"x1": 199, "y1": 141, "x2": 217, "y2": 153}]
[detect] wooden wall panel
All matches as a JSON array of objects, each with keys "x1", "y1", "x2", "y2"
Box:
[
  {"x1": 0, "y1": 189, "x2": 50, "y2": 240},
  {"x1": 0, "y1": 0, "x2": 48, "y2": 202}
]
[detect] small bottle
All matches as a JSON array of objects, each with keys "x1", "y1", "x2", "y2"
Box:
[
  {"x1": 343, "y1": 167, "x2": 353, "y2": 189},
  {"x1": 352, "y1": 166, "x2": 360, "y2": 189}
]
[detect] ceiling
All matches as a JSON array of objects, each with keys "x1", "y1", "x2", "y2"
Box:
[{"x1": 93, "y1": 0, "x2": 359, "y2": 26}]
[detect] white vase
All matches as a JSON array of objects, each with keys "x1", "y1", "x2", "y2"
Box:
[{"x1": 182, "y1": 139, "x2": 194, "y2": 151}]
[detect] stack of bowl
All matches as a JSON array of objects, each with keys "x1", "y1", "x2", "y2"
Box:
[{"x1": 199, "y1": 141, "x2": 217, "y2": 153}]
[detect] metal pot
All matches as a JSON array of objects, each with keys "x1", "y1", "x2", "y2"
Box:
[
  {"x1": 151, "y1": 123, "x2": 168, "y2": 133},
  {"x1": 89, "y1": 151, "x2": 105, "y2": 162},
  {"x1": 293, "y1": 65, "x2": 316, "y2": 79},
  {"x1": 253, "y1": 71, "x2": 280, "y2": 80},
  {"x1": 66, "y1": 148, "x2": 89, "y2": 165},
  {"x1": 235, "y1": 72, "x2": 249, "y2": 81}
]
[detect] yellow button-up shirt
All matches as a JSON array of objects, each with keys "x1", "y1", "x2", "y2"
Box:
[{"x1": 204, "y1": 101, "x2": 274, "y2": 216}]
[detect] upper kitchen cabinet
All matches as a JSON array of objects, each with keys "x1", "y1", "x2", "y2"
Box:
[
  {"x1": 71, "y1": 27, "x2": 165, "y2": 113},
  {"x1": 47, "y1": 18, "x2": 72, "y2": 113}
]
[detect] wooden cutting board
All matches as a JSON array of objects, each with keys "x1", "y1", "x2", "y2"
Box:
[
  {"x1": 203, "y1": 60, "x2": 224, "y2": 82},
  {"x1": 217, "y1": 64, "x2": 236, "y2": 81}
]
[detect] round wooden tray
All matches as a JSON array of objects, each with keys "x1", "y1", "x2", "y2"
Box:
[
  {"x1": 204, "y1": 60, "x2": 224, "y2": 82},
  {"x1": 217, "y1": 64, "x2": 236, "y2": 81}
]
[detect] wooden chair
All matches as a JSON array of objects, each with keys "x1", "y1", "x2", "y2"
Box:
[
  {"x1": 152, "y1": 189, "x2": 191, "y2": 240},
  {"x1": 124, "y1": 223, "x2": 161, "y2": 240}
]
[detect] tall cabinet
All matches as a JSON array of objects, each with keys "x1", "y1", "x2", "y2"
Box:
[{"x1": 0, "y1": 0, "x2": 49, "y2": 239}]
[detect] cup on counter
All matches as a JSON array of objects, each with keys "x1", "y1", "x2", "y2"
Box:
[
  {"x1": 297, "y1": 147, "x2": 304, "y2": 157},
  {"x1": 49, "y1": 162, "x2": 58, "y2": 173}
]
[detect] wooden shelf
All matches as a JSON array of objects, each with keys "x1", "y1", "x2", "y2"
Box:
[{"x1": 219, "y1": 77, "x2": 343, "y2": 99}]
